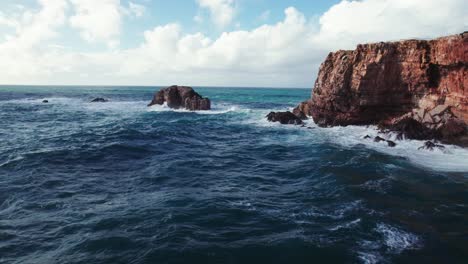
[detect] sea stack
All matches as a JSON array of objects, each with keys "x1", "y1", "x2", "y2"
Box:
[
  {"x1": 295, "y1": 32, "x2": 468, "y2": 146},
  {"x1": 148, "y1": 85, "x2": 211, "y2": 111}
]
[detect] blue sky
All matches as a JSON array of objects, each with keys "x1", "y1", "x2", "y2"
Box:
[{"x1": 0, "y1": 0, "x2": 466, "y2": 87}]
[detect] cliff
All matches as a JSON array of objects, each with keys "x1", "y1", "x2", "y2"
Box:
[{"x1": 295, "y1": 32, "x2": 467, "y2": 144}]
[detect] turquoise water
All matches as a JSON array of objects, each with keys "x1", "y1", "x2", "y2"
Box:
[{"x1": 0, "y1": 86, "x2": 467, "y2": 263}]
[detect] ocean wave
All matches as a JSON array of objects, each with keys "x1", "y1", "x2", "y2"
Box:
[
  {"x1": 328, "y1": 218, "x2": 361, "y2": 231},
  {"x1": 320, "y1": 125, "x2": 468, "y2": 172},
  {"x1": 147, "y1": 102, "x2": 248, "y2": 115},
  {"x1": 375, "y1": 223, "x2": 421, "y2": 254},
  {"x1": 357, "y1": 251, "x2": 382, "y2": 264},
  {"x1": 242, "y1": 110, "x2": 468, "y2": 172}
]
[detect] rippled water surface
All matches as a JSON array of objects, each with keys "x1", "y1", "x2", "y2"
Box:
[{"x1": 0, "y1": 86, "x2": 467, "y2": 264}]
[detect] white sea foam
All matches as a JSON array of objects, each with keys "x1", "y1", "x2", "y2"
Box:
[
  {"x1": 243, "y1": 109, "x2": 468, "y2": 172},
  {"x1": 375, "y1": 223, "x2": 421, "y2": 253},
  {"x1": 1, "y1": 97, "x2": 83, "y2": 105},
  {"x1": 357, "y1": 251, "x2": 382, "y2": 264},
  {"x1": 329, "y1": 218, "x2": 362, "y2": 231},
  {"x1": 147, "y1": 102, "x2": 247, "y2": 115},
  {"x1": 315, "y1": 124, "x2": 468, "y2": 172}
]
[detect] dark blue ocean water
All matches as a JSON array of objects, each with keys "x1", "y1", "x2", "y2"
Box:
[{"x1": 0, "y1": 86, "x2": 467, "y2": 264}]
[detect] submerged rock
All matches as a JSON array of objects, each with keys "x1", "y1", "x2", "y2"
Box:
[
  {"x1": 266, "y1": 111, "x2": 303, "y2": 125},
  {"x1": 42, "y1": 100, "x2": 49, "y2": 103},
  {"x1": 148, "y1": 85, "x2": 211, "y2": 111},
  {"x1": 91, "y1": 98, "x2": 108, "y2": 103}
]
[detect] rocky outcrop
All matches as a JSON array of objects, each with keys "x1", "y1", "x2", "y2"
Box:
[
  {"x1": 293, "y1": 100, "x2": 312, "y2": 120},
  {"x1": 295, "y1": 32, "x2": 467, "y2": 146},
  {"x1": 266, "y1": 111, "x2": 303, "y2": 125},
  {"x1": 148, "y1": 85, "x2": 211, "y2": 111}
]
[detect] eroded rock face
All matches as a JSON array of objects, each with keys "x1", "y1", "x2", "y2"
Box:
[
  {"x1": 297, "y1": 32, "x2": 467, "y2": 126},
  {"x1": 148, "y1": 85, "x2": 211, "y2": 111},
  {"x1": 295, "y1": 32, "x2": 467, "y2": 145},
  {"x1": 266, "y1": 111, "x2": 303, "y2": 125}
]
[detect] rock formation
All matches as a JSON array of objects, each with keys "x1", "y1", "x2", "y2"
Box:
[
  {"x1": 266, "y1": 111, "x2": 303, "y2": 125},
  {"x1": 91, "y1": 98, "x2": 108, "y2": 103},
  {"x1": 295, "y1": 32, "x2": 467, "y2": 146},
  {"x1": 418, "y1": 141, "x2": 445, "y2": 151},
  {"x1": 148, "y1": 85, "x2": 211, "y2": 111}
]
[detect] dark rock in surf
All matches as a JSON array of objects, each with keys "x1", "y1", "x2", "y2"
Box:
[
  {"x1": 42, "y1": 100, "x2": 49, "y2": 103},
  {"x1": 418, "y1": 141, "x2": 445, "y2": 151},
  {"x1": 91, "y1": 98, "x2": 109, "y2": 103},
  {"x1": 148, "y1": 85, "x2": 211, "y2": 111},
  {"x1": 266, "y1": 111, "x2": 303, "y2": 125},
  {"x1": 374, "y1": 136, "x2": 386, "y2": 142},
  {"x1": 364, "y1": 135, "x2": 371, "y2": 139},
  {"x1": 386, "y1": 140, "x2": 397, "y2": 147},
  {"x1": 383, "y1": 117, "x2": 434, "y2": 140}
]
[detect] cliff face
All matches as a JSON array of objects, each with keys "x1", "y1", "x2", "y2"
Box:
[{"x1": 298, "y1": 32, "x2": 467, "y2": 128}]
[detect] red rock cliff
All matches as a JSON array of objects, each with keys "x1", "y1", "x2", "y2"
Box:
[{"x1": 296, "y1": 32, "x2": 467, "y2": 128}]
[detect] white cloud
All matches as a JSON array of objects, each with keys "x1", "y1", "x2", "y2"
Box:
[
  {"x1": 0, "y1": 0, "x2": 467, "y2": 87},
  {"x1": 68, "y1": 0, "x2": 146, "y2": 46},
  {"x1": 193, "y1": 15, "x2": 203, "y2": 23},
  {"x1": 128, "y1": 2, "x2": 146, "y2": 17},
  {"x1": 0, "y1": 12, "x2": 19, "y2": 28},
  {"x1": 0, "y1": 0, "x2": 68, "y2": 79},
  {"x1": 0, "y1": 0, "x2": 67, "y2": 49},
  {"x1": 258, "y1": 10, "x2": 271, "y2": 22},
  {"x1": 315, "y1": 0, "x2": 468, "y2": 49},
  {"x1": 196, "y1": 0, "x2": 236, "y2": 28},
  {"x1": 69, "y1": 0, "x2": 122, "y2": 46}
]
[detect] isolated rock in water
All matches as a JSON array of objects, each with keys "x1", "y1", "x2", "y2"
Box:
[
  {"x1": 386, "y1": 140, "x2": 397, "y2": 147},
  {"x1": 418, "y1": 141, "x2": 445, "y2": 151},
  {"x1": 266, "y1": 111, "x2": 303, "y2": 125},
  {"x1": 42, "y1": 100, "x2": 49, "y2": 103},
  {"x1": 91, "y1": 98, "x2": 108, "y2": 103},
  {"x1": 148, "y1": 85, "x2": 211, "y2": 111},
  {"x1": 363, "y1": 135, "x2": 372, "y2": 139}
]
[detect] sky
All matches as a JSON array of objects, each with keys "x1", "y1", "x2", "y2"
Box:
[{"x1": 0, "y1": 0, "x2": 466, "y2": 88}]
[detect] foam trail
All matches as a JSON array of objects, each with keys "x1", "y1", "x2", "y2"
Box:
[
  {"x1": 244, "y1": 109, "x2": 468, "y2": 172},
  {"x1": 147, "y1": 102, "x2": 247, "y2": 115}
]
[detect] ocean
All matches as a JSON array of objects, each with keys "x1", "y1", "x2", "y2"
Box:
[{"x1": 0, "y1": 85, "x2": 467, "y2": 264}]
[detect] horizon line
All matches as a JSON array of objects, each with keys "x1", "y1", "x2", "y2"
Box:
[{"x1": 0, "y1": 84, "x2": 311, "y2": 89}]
